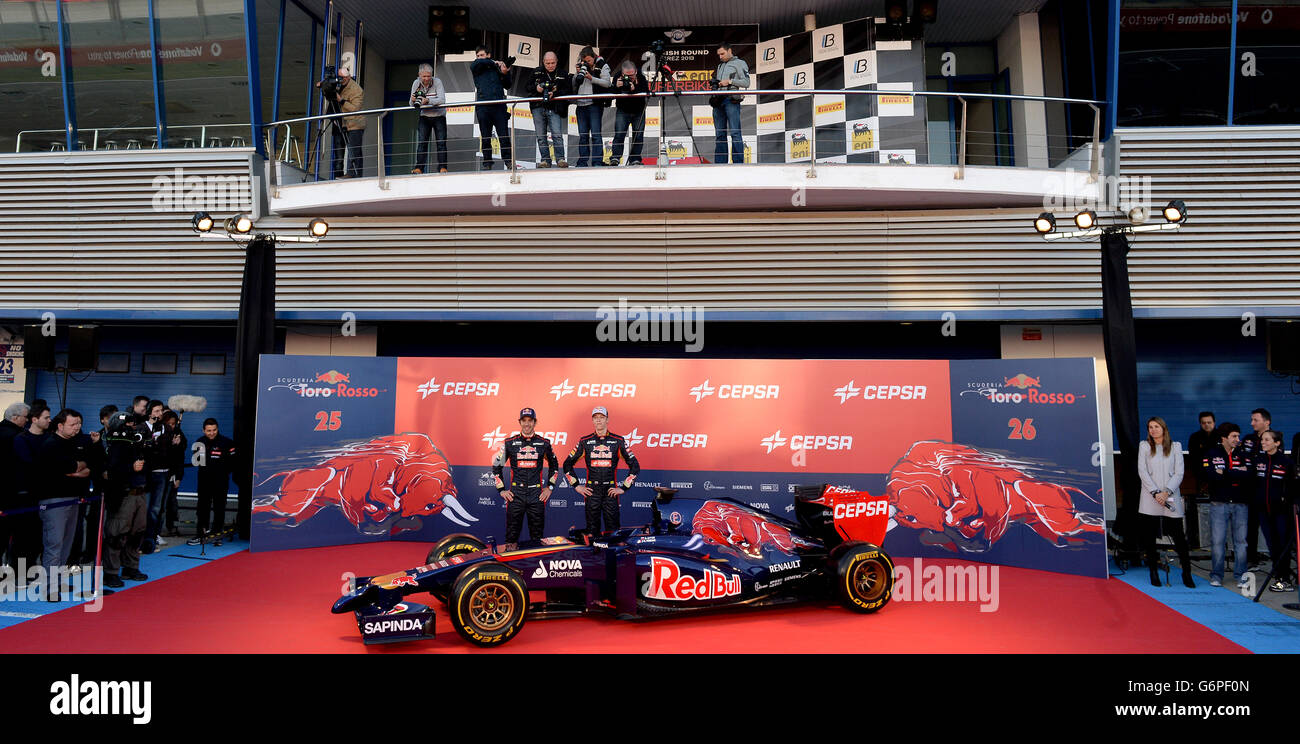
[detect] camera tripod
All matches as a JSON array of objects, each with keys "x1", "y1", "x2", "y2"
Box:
[
  {"x1": 304, "y1": 95, "x2": 352, "y2": 180},
  {"x1": 1253, "y1": 506, "x2": 1300, "y2": 609}
]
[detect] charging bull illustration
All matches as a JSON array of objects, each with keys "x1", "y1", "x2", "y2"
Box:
[
  {"x1": 886, "y1": 441, "x2": 1103, "y2": 553},
  {"x1": 253, "y1": 433, "x2": 476, "y2": 535},
  {"x1": 692, "y1": 499, "x2": 798, "y2": 561}
]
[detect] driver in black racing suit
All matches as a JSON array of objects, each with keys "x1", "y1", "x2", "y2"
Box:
[
  {"x1": 564, "y1": 406, "x2": 640, "y2": 535},
  {"x1": 492, "y1": 407, "x2": 559, "y2": 544}
]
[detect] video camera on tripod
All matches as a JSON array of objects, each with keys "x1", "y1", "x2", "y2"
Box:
[
  {"x1": 318, "y1": 65, "x2": 345, "y2": 98},
  {"x1": 104, "y1": 411, "x2": 154, "y2": 450}
]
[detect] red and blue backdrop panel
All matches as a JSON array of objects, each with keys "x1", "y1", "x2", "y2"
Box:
[{"x1": 250, "y1": 355, "x2": 1106, "y2": 577}]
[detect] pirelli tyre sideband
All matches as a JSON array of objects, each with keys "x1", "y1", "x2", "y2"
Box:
[
  {"x1": 833, "y1": 542, "x2": 894, "y2": 614},
  {"x1": 426, "y1": 534, "x2": 487, "y2": 604},
  {"x1": 449, "y1": 563, "x2": 528, "y2": 647}
]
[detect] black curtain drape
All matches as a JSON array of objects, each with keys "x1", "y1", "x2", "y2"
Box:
[
  {"x1": 233, "y1": 235, "x2": 276, "y2": 541},
  {"x1": 1101, "y1": 230, "x2": 1141, "y2": 549}
]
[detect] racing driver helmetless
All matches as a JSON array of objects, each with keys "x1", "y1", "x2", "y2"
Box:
[
  {"x1": 492, "y1": 407, "x2": 560, "y2": 544},
  {"x1": 564, "y1": 406, "x2": 640, "y2": 535}
]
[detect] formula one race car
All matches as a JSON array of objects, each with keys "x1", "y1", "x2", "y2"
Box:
[{"x1": 332, "y1": 484, "x2": 894, "y2": 647}]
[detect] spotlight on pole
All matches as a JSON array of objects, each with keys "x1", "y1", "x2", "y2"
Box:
[
  {"x1": 308, "y1": 218, "x2": 330, "y2": 238},
  {"x1": 191, "y1": 211, "x2": 214, "y2": 233},
  {"x1": 226, "y1": 213, "x2": 254, "y2": 234},
  {"x1": 1162, "y1": 199, "x2": 1187, "y2": 224},
  {"x1": 1073, "y1": 210, "x2": 1097, "y2": 230},
  {"x1": 1034, "y1": 212, "x2": 1056, "y2": 235}
]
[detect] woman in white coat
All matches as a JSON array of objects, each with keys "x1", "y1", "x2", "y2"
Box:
[{"x1": 1138, "y1": 416, "x2": 1194, "y2": 587}]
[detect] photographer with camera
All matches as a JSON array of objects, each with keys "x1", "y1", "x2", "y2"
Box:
[
  {"x1": 571, "y1": 46, "x2": 612, "y2": 167},
  {"x1": 531, "y1": 51, "x2": 571, "y2": 168},
  {"x1": 711, "y1": 43, "x2": 750, "y2": 164},
  {"x1": 471, "y1": 46, "x2": 514, "y2": 171},
  {"x1": 409, "y1": 63, "x2": 448, "y2": 174},
  {"x1": 315, "y1": 66, "x2": 365, "y2": 178},
  {"x1": 101, "y1": 411, "x2": 150, "y2": 588},
  {"x1": 611, "y1": 60, "x2": 650, "y2": 166}
]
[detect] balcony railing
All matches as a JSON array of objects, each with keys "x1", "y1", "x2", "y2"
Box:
[
  {"x1": 262, "y1": 87, "x2": 1103, "y2": 196},
  {"x1": 14, "y1": 123, "x2": 253, "y2": 152}
]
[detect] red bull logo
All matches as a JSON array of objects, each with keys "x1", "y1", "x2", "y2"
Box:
[
  {"x1": 316, "y1": 370, "x2": 350, "y2": 384},
  {"x1": 644, "y1": 557, "x2": 741, "y2": 601},
  {"x1": 1003, "y1": 374, "x2": 1041, "y2": 389}
]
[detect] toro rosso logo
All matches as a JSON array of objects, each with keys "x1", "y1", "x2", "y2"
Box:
[
  {"x1": 643, "y1": 557, "x2": 741, "y2": 601},
  {"x1": 1003, "y1": 373, "x2": 1041, "y2": 389},
  {"x1": 266, "y1": 370, "x2": 382, "y2": 398}
]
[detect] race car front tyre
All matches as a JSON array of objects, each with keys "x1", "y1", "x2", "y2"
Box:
[
  {"x1": 832, "y1": 542, "x2": 894, "y2": 614},
  {"x1": 448, "y1": 563, "x2": 528, "y2": 647},
  {"x1": 426, "y1": 533, "x2": 486, "y2": 565},
  {"x1": 427, "y1": 533, "x2": 487, "y2": 604}
]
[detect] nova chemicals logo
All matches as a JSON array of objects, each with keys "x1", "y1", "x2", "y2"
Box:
[{"x1": 532, "y1": 558, "x2": 583, "y2": 579}]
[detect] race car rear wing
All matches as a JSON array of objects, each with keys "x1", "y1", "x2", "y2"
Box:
[{"x1": 794, "y1": 484, "x2": 889, "y2": 549}]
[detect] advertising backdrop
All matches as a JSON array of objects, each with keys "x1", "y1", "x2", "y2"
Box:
[{"x1": 251, "y1": 355, "x2": 1106, "y2": 577}]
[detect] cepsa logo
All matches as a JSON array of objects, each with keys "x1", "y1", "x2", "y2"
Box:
[
  {"x1": 759, "y1": 430, "x2": 853, "y2": 453},
  {"x1": 959, "y1": 375, "x2": 1085, "y2": 405},
  {"x1": 624, "y1": 427, "x2": 708, "y2": 449},
  {"x1": 550, "y1": 378, "x2": 637, "y2": 401},
  {"x1": 832, "y1": 380, "x2": 927, "y2": 403},
  {"x1": 416, "y1": 377, "x2": 500, "y2": 399},
  {"x1": 688, "y1": 379, "x2": 780, "y2": 402},
  {"x1": 266, "y1": 370, "x2": 384, "y2": 398},
  {"x1": 642, "y1": 557, "x2": 741, "y2": 601}
]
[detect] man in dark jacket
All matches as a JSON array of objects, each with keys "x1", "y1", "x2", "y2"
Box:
[
  {"x1": 1203, "y1": 422, "x2": 1252, "y2": 587},
  {"x1": 610, "y1": 60, "x2": 650, "y2": 166},
  {"x1": 188, "y1": 418, "x2": 236, "y2": 546},
  {"x1": 1240, "y1": 408, "x2": 1271, "y2": 565},
  {"x1": 530, "y1": 51, "x2": 571, "y2": 167},
  {"x1": 0, "y1": 402, "x2": 30, "y2": 575},
  {"x1": 12, "y1": 402, "x2": 50, "y2": 578},
  {"x1": 160, "y1": 410, "x2": 187, "y2": 536},
  {"x1": 35, "y1": 409, "x2": 91, "y2": 600},
  {"x1": 471, "y1": 45, "x2": 513, "y2": 170}
]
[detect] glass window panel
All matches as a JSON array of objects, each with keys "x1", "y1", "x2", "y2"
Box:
[
  {"x1": 1234, "y1": 0, "x2": 1300, "y2": 124},
  {"x1": 63, "y1": 0, "x2": 159, "y2": 149},
  {"x1": 155, "y1": 0, "x2": 248, "y2": 147},
  {"x1": 0, "y1": 1, "x2": 67, "y2": 152},
  {"x1": 1119, "y1": 0, "x2": 1233, "y2": 126}
]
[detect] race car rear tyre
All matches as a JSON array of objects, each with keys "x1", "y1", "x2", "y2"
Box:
[
  {"x1": 449, "y1": 563, "x2": 528, "y2": 647},
  {"x1": 427, "y1": 534, "x2": 487, "y2": 604},
  {"x1": 832, "y1": 542, "x2": 894, "y2": 613}
]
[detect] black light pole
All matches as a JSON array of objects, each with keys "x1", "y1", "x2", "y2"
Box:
[
  {"x1": 1036, "y1": 202, "x2": 1187, "y2": 559},
  {"x1": 233, "y1": 234, "x2": 277, "y2": 541},
  {"x1": 1099, "y1": 229, "x2": 1142, "y2": 555},
  {"x1": 192, "y1": 212, "x2": 328, "y2": 542}
]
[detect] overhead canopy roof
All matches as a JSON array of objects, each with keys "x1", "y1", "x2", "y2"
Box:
[{"x1": 327, "y1": 0, "x2": 1048, "y2": 61}]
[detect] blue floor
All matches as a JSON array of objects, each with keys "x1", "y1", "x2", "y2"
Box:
[
  {"x1": 0, "y1": 539, "x2": 247, "y2": 632},
  {"x1": 1111, "y1": 558, "x2": 1300, "y2": 654}
]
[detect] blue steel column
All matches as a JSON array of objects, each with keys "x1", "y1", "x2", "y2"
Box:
[
  {"x1": 1104, "y1": 0, "x2": 1120, "y2": 140},
  {"x1": 55, "y1": 0, "x2": 77, "y2": 150},
  {"x1": 1227, "y1": 0, "x2": 1239, "y2": 124},
  {"x1": 313, "y1": 0, "x2": 332, "y2": 180},
  {"x1": 271, "y1": 0, "x2": 286, "y2": 155},
  {"x1": 244, "y1": 0, "x2": 266, "y2": 156},
  {"x1": 147, "y1": 0, "x2": 166, "y2": 147}
]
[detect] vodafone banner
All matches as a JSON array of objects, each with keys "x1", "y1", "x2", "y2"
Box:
[{"x1": 251, "y1": 355, "x2": 1107, "y2": 578}]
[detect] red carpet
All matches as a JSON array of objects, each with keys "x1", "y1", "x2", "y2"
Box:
[{"x1": 0, "y1": 542, "x2": 1247, "y2": 653}]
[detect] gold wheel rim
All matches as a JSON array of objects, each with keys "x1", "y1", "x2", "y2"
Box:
[
  {"x1": 468, "y1": 583, "x2": 514, "y2": 631},
  {"x1": 851, "y1": 559, "x2": 887, "y2": 603}
]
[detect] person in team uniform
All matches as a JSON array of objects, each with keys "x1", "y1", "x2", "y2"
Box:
[
  {"x1": 492, "y1": 408, "x2": 559, "y2": 544},
  {"x1": 564, "y1": 406, "x2": 640, "y2": 535}
]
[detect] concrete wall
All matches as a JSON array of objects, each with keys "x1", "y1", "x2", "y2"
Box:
[{"x1": 996, "y1": 12, "x2": 1049, "y2": 168}]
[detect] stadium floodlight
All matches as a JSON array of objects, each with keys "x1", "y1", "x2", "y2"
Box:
[
  {"x1": 1163, "y1": 199, "x2": 1187, "y2": 224},
  {"x1": 1073, "y1": 210, "x2": 1097, "y2": 230},
  {"x1": 1034, "y1": 213, "x2": 1056, "y2": 235},
  {"x1": 191, "y1": 211, "x2": 214, "y2": 233},
  {"x1": 308, "y1": 218, "x2": 330, "y2": 238}
]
